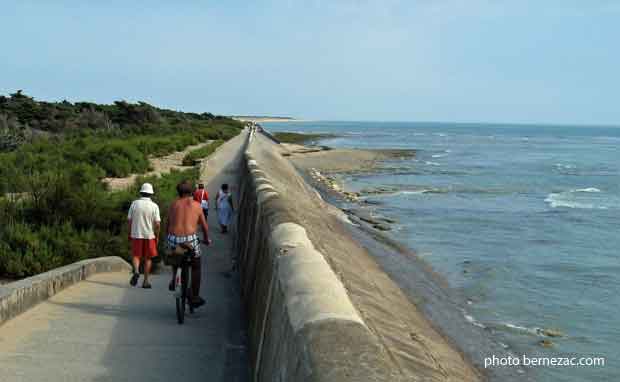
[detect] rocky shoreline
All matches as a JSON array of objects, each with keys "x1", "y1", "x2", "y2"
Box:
[
  {"x1": 276, "y1": 135, "x2": 414, "y2": 233},
  {"x1": 305, "y1": 157, "x2": 566, "y2": 350},
  {"x1": 306, "y1": 165, "x2": 406, "y2": 233}
]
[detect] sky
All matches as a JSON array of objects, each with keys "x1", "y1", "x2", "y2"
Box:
[{"x1": 1, "y1": 1, "x2": 619, "y2": 125}]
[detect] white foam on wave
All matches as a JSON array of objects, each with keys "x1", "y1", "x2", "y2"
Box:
[
  {"x1": 554, "y1": 163, "x2": 576, "y2": 170},
  {"x1": 369, "y1": 189, "x2": 435, "y2": 198},
  {"x1": 399, "y1": 190, "x2": 432, "y2": 195},
  {"x1": 425, "y1": 161, "x2": 441, "y2": 166},
  {"x1": 499, "y1": 322, "x2": 545, "y2": 337},
  {"x1": 545, "y1": 191, "x2": 608, "y2": 210},
  {"x1": 462, "y1": 309, "x2": 486, "y2": 329},
  {"x1": 573, "y1": 187, "x2": 601, "y2": 193},
  {"x1": 503, "y1": 323, "x2": 541, "y2": 335},
  {"x1": 431, "y1": 154, "x2": 447, "y2": 158},
  {"x1": 545, "y1": 194, "x2": 594, "y2": 209}
]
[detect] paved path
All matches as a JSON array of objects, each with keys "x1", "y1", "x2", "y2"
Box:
[{"x1": 0, "y1": 131, "x2": 249, "y2": 382}]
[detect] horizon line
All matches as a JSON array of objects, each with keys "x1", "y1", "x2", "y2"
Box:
[{"x1": 258, "y1": 118, "x2": 620, "y2": 129}]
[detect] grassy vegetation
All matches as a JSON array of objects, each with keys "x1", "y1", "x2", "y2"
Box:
[
  {"x1": 181, "y1": 140, "x2": 225, "y2": 166},
  {"x1": 272, "y1": 131, "x2": 334, "y2": 145},
  {"x1": 0, "y1": 92, "x2": 243, "y2": 279}
]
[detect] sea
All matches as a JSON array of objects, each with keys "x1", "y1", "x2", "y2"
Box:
[{"x1": 264, "y1": 121, "x2": 619, "y2": 382}]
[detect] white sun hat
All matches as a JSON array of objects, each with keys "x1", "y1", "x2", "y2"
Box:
[{"x1": 139, "y1": 183, "x2": 154, "y2": 195}]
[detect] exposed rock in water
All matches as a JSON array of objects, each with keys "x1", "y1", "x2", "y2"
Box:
[
  {"x1": 373, "y1": 223, "x2": 392, "y2": 231},
  {"x1": 539, "y1": 328, "x2": 564, "y2": 338},
  {"x1": 356, "y1": 213, "x2": 382, "y2": 226},
  {"x1": 360, "y1": 186, "x2": 399, "y2": 195},
  {"x1": 539, "y1": 339, "x2": 554, "y2": 348},
  {"x1": 379, "y1": 217, "x2": 397, "y2": 224}
]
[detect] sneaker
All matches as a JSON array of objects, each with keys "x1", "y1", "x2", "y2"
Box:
[
  {"x1": 142, "y1": 282, "x2": 152, "y2": 289},
  {"x1": 130, "y1": 273, "x2": 139, "y2": 287}
]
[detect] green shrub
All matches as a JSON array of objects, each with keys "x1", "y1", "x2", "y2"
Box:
[
  {"x1": 0, "y1": 92, "x2": 245, "y2": 278},
  {"x1": 182, "y1": 140, "x2": 224, "y2": 166},
  {"x1": 0, "y1": 164, "x2": 200, "y2": 278}
]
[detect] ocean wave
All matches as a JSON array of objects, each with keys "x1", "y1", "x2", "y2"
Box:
[
  {"x1": 502, "y1": 323, "x2": 542, "y2": 336},
  {"x1": 399, "y1": 189, "x2": 442, "y2": 195},
  {"x1": 431, "y1": 154, "x2": 447, "y2": 158},
  {"x1": 545, "y1": 194, "x2": 598, "y2": 209},
  {"x1": 425, "y1": 161, "x2": 441, "y2": 166},
  {"x1": 545, "y1": 188, "x2": 609, "y2": 210},
  {"x1": 462, "y1": 309, "x2": 486, "y2": 329},
  {"x1": 554, "y1": 163, "x2": 576, "y2": 170},
  {"x1": 361, "y1": 188, "x2": 440, "y2": 198},
  {"x1": 361, "y1": 185, "x2": 519, "y2": 198},
  {"x1": 491, "y1": 323, "x2": 564, "y2": 338},
  {"x1": 573, "y1": 187, "x2": 601, "y2": 193}
]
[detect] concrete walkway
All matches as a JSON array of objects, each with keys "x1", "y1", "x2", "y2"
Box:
[{"x1": 0, "y1": 131, "x2": 249, "y2": 382}]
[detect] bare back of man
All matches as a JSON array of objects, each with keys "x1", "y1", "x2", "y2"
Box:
[
  {"x1": 168, "y1": 197, "x2": 207, "y2": 236},
  {"x1": 166, "y1": 181, "x2": 210, "y2": 307}
]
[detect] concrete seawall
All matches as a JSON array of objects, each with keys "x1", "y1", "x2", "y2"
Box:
[
  {"x1": 0, "y1": 256, "x2": 131, "y2": 327},
  {"x1": 235, "y1": 129, "x2": 396, "y2": 381},
  {"x1": 235, "y1": 128, "x2": 484, "y2": 381}
]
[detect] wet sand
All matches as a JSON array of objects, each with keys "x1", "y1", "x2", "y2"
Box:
[{"x1": 282, "y1": 142, "x2": 414, "y2": 172}]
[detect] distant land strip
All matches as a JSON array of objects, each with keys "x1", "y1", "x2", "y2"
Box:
[{"x1": 232, "y1": 115, "x2": 302, "y2": 123}]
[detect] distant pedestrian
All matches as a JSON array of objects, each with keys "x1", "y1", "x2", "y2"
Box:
[
  {"x1": 193, "y1": 182, "x2": 209, "y2": 218},
  {"x1": 216, "y1": 183, "x2": 234, "y2": 233},
  {"x1": 127, "y1": 183, "x2": 161, "y2": 289}
]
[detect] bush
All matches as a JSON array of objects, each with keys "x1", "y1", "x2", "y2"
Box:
[
  {"x1": 0, "y1": 91, "x2": 245, "y2": 278},
  {"x1": 0, "y1": 165, "x2": 200, "y2": 278},
  {"x1": 182, "y1": 140, "x2": 224, "y2": 166}
]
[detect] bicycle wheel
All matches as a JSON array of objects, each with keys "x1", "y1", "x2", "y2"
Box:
[
  {"x1": 177, "y1": 265, "x2": 189, "y2": 324},
  {"x1": 188, "y1": 276, "x2": 194, "y2": 314}
]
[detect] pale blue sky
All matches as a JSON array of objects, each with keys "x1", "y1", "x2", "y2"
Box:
[{"x1": 1, "y1": 1, "x2": 619, "y2": 125}]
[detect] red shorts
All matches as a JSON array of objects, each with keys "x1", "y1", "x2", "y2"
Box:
[{"x1": 131, "y1": 239, "x2": 158, "y2": 259}]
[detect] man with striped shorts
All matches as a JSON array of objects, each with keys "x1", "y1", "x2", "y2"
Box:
[{"x1": 166, "y1": 180, "x2": 211, "y2": 307}]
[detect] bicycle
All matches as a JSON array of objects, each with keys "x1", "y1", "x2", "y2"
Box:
[{"x1": 168, "y1": 240, "x2": 208, "y2": 324}]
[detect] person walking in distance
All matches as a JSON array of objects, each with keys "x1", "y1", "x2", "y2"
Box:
[
  {"x1": 193, "y1": 182, "x2": 209, "y2": 218},
  {"x1": 216, "y1": 183, "x2": 234, "y2": 233},
  {"x1": 127, "y1": 183, "x2": 161, "y2": 289},
  {"x1": 167, "y1": 180, "x2": 211, "y2": 307}
]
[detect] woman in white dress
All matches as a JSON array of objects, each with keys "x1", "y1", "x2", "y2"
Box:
[{"x1": 216, "y1": 183, "x2": 234, "y2": 233}]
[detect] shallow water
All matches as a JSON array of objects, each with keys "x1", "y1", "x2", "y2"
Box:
[{"x1": 265, "y1": 121, "x2": 620, "y2": 381}]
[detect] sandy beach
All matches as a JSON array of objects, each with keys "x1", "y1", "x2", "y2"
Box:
[
  {"x1": 232, "y1": 117, "x2": 309, "y2": 123},
  {"x1": 281, "y1": 142, "x2": 414, "y2": 172}
]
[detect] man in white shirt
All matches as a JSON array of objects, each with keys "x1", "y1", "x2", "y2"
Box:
[{"x1": 127, "y1": 183, "x2": 161, "y2": 288}]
